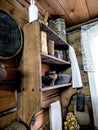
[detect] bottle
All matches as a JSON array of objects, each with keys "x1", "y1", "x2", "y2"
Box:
[{"x1": 28, "y1": 0, "x2": 38, "y2": 23}]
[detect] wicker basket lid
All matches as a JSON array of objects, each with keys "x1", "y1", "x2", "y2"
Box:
[{"x1": 0, "y1": 10, "x2": 22, "y2": 59}]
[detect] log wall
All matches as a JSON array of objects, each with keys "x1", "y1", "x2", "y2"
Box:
[{"x1": 0, "y1": 0, "x2": 29, "y2": 128}]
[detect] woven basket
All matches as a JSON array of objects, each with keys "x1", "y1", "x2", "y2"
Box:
[
  {"x1": 3, "y1": 120, "x2": 28, "y2": 130},
  {"x1": 0, "y1": 10, "x2": 22, "y2": 59}
]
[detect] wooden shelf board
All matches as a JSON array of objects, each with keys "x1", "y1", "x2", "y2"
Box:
[
  {"x1": 41, "y1": 83, "x2": 72, "y2": 91},
  {"x1": 41, "y1": 53, "x2": 70, "y2": 65}
]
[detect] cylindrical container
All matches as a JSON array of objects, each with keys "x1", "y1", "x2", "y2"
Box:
[
  {"x1": 62, "y1": 51, "x2": 67, "y2": 61},
  {"x1": 48, "y1": 40, "x2": 54, "y2": 56},
  {"x1": 41, "y1": 31, "x2": 48, "y2": 54},
  {"x1": 55, "y1": 18, "x2": 66, "y2": 41},
  {"x1": 54, "y1": 50, "x2": 59, "y2": 58},
  {"x1": 54, "y1": 50, "x2": 63, "y2": 59},
  {"x1": 59, "y1": 51, "x2": 63, "y2": 59}
]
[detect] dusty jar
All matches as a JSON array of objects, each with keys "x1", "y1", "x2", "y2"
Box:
[{"x1": 48, "y1": 40, "x2": 54, "y2": 56}]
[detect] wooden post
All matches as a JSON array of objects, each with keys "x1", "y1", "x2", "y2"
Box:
[{"x1": 17, "y1": 20, "x2": 41, "y2": 125}]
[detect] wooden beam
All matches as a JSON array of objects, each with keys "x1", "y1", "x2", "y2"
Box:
[
  {"x1": 17, "y1": 21, "x2": 41, "y2": 125},
  {"x1": 66, "y1": 17, "x2": 98, "y2": 32}
]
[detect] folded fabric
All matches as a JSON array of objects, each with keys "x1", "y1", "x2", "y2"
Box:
[{"x1": 69, "y1": 46, "x2": 83, "y2": 88}]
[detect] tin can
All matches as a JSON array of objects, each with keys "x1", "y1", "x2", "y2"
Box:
[
  {"x1": 54, "y1": 50, "x2": 63, "y2": 59},
  {"x1": 55, "y1": 18, "x2": 66, "y2": 41}
]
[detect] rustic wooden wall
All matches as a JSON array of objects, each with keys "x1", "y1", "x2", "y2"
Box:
[{"x1": 0, "y1": 0, "x2": 29, "y2": 128}]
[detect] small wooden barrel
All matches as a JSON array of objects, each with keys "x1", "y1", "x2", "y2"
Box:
[
  {"x1": 0, "y1": 10, "x2": 22, "y2": 59},
  {"x1": 48, "y1": 40, "x2": 54, "y2": 56}
]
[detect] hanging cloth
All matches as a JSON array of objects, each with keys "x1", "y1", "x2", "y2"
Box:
[
  {"x1": 49, "y1": 101, "x2": 62, "y2": 130},
  {"x1": 81, "y1": 22, "x2": 98, "y2": 127},
  {"x1": 69, "y1": 46, "x2": 83, "y2": 88},
  {"x1": 81, "y1": 25, "x2": 95, "y2": 72}
]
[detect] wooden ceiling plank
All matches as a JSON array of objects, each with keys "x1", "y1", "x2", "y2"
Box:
[
  {"x1": 36, "y1": 2, "x2": 48, "y2": 17},
  {"x1": 1, "y1": 0, "x2": 98, "y2": 29},
  {"x1": 36, "y1": 0, "x2": 73, "y2": 26},
  {"x1": 58, "y1": 0, "x2": 90, "y2": 25},
  {"x1": 16, "y1": 0, "x2": 30, "y2": 8},
  {"x1": 36, "y1": 0, "x2": 64, "y2": 15},
  {"x1": 7, "y1": 0, "x2": 28, "y2": 15},
  {"x1": 86, "y1": 0, "x2": 98, "y2": 18},
  {"x1": 66, "y1": 17, "x2": 98, "y2": 32},
  {"x1": 24, "y1": 0, "x2": 98, "y2": 28}
]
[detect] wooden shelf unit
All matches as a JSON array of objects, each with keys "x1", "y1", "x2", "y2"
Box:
[{"x1": 17, "y1": 20, "x2": 72, "y2": 127}]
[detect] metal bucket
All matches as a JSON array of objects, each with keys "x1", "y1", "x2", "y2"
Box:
[{"x1": 0, "y1": 10, "x2": 22, "y2": 59}]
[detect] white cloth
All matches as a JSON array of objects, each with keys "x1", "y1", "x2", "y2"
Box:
[
  {"x1": 69, "y1": 46, "x2": 83, "y2": 88},
  {"x1": 49, "y1": 101, "x2": 62, "y2": 130},
  {"x1": 81, "y1": 26, "x2": 95, "y2": 72},
  {"x1": 81, "y1": 22, "x2": 98, "y2": 127}
]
